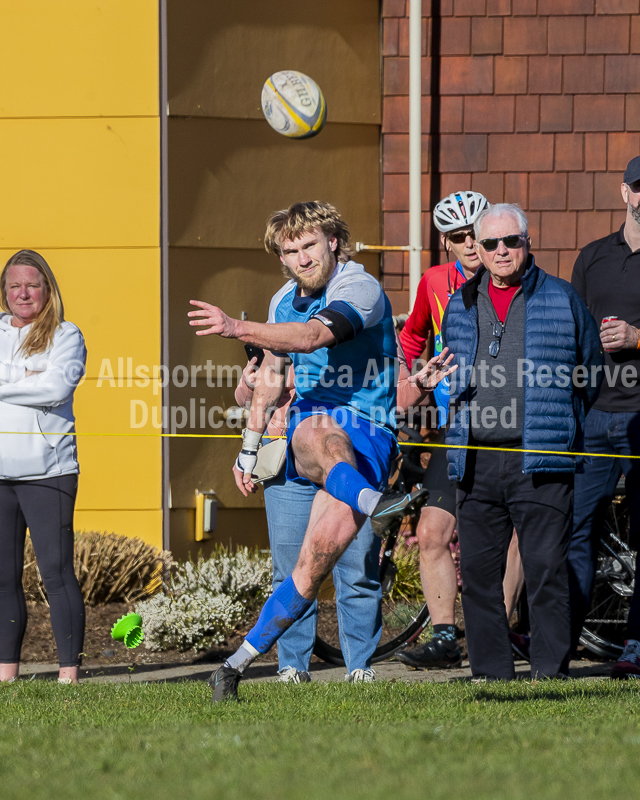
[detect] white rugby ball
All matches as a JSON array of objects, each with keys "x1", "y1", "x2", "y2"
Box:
[{"x1": 261, "y1": 70, "x2": 327, "y2": 139}]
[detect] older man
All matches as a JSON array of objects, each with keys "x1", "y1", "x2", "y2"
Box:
[{"x1": 442, "y1": 203, "x2": 602, "y2": 680}]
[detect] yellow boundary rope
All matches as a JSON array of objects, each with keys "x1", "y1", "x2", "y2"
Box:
[{"x1": 1, "y1": 431, "x2": 638, "y2": 459}]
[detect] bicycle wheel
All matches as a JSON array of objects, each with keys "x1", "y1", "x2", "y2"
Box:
[
  {"x1": 580, "y1": 492, "x2": 636, "y2": 659},
  {"x1": 313, "y1": 522, "x2": 431, "y2": 666}
]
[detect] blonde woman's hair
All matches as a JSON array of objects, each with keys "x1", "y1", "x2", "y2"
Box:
[
  {"x1": 1, "y1": 250, "x2": 65, "y2": 357},
  {"x1": 264, "y1": 201, "x2": 355, "y2": 262}
]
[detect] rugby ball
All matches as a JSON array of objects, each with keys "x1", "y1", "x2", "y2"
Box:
[{"x1": 261, "y1": 70, "x2": 327, "y2": 139}]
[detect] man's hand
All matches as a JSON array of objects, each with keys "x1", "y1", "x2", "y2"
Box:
[
  {"x1": 408, "y1": 347, "x2": 458, "y2": 388},
  {"x1": 600, "y1": 319, "x2": 640, "y2": 352},
  {"x1": 242, "y1": 357, "x2": 259, "y2": 390},
  {"x1": 188, "y1": 300, "x2": 239, "y2": 338},
  {"x1": 232, "y1": 462, "x2": 258, "y2": 497}
]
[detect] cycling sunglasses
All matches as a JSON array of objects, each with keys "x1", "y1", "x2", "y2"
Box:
[
  {"x1": 477, "y1": 235, "x2": 525, "y2": 251},
  {"x1": 446, "y1": 228, "x2": 475, "y2": 244}
]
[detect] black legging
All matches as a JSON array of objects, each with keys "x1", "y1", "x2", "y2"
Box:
[{"x1": 0, "y1": 475, "x2": 84, "y2": 667}]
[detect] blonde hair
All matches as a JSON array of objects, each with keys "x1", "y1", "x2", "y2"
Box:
[
  {"x1": 264, "y1": 201, "x2": 355, "y2": 262},
  {"x1": 1, "y1": 250, "x2": 65, "y2": 357}
]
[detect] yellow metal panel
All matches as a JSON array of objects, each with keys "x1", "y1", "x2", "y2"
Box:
[
  {"x1": 0, "y1": 248, "x2": 161, "y2": 378},
  {"x1": 0, "y1": 0, "x2": 159, "y2": 118},
  {"x1": 0, "y1": 118, "x2": 160, "y2": 248},
  {"x1": 74, "y1": 510, "x2": 163, "y2": 549},
  {"x1": 74, "y1": 379, "x2": 162, "y2": 510}
]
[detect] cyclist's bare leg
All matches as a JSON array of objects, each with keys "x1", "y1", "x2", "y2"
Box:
[
  {"x1": 415, "y1": 506, "x2": 457, "y2": 624},
  {"x1": 504, "y1": 529, "x2": 525, "y2": 622}
]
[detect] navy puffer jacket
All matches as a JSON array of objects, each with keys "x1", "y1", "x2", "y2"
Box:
[{"x1": 442, "y1": 256, "x2": 603, "y2": 480}]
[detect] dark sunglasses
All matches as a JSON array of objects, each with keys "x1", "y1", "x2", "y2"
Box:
[
  {"x1": 478, "y1": 235, "x2": 525, "y2": 252},
  {"x1": 489, "y1": 322, "x2": 504, "y2": 358},
  {"x1": 446, "y1": 228, "x2": 475, "y2": 244}
]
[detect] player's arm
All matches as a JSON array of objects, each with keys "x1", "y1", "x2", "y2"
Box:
[
  {"x1": 232, "y1": 350, "x2": 287, "y2": 497},
  {"x1": 188, "y1": 301, "x2": 336, "y2": 353}
]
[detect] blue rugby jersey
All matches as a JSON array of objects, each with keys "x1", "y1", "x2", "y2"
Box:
[{"x1": 267, "y1": 261, "x2": 398, "y2": 431}]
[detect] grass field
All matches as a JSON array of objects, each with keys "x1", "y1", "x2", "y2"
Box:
[{"x1": 1, "y1": 678, "x2": 639, "y2": 800}]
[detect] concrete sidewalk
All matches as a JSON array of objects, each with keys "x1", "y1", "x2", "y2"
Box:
[{"x1": 17, "y1": 657, "x2": 613, "y2": 685}]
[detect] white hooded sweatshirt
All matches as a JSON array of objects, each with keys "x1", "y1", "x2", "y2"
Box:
[{"x1": 0, "y1": 313, "x2": 86, "y2": 479}]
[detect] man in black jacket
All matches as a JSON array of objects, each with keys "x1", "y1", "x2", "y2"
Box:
[{"x1": 569, "y1": 155, "x2": 640, "y2": 679}]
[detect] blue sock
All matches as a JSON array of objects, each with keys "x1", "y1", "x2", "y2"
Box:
[
  {"x1": 245, "y1": 575, "x2": 312, "y2": 655},
  {"x1": 325, "y1": 462, "x2": 376, "y2": 514}
]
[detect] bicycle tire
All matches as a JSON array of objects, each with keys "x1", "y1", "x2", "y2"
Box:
[
  {"x1": 313, "y1": 524, "x2": 431, "y2": 666},
  {"x1": 579, "y1": 488, "x2": 635, "y2": 659}
]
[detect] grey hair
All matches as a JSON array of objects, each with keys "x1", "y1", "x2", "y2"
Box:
[{"x1": 474, "y1": 203, "x2": 529, "y2": 240}]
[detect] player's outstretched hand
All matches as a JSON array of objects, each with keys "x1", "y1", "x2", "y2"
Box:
[
  {"x1": 188, "y1": 300, "x2": 238, "y2": 337},
  {"x1": 408, "y1": 347, "x2": 458, "y2": 389},
  {"x1": 232, "y1": 463, "x2": 258, "y2": 496}
]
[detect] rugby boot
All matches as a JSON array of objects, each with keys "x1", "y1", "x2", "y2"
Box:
[
  {"x1": 611, "y1": 639, "x2": 640, "y2": 679},
  {"x1": 209, "y1": 665, "x2": 242, "y2": 702},
  {"x1": 396, "y1": 638, "x2": 463, "y2": 670},
  {"x1": 370, "y1": 488, "x2": 429, "y2": 538}
]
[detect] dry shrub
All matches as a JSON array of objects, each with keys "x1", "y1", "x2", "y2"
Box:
[{"x1": 23, "y1": 531, "x2": 173, "y2": 606}]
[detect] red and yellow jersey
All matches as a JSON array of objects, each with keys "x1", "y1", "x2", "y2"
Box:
[{"x1": 399, "y1": 261, "x2": 467, "y2": 368}]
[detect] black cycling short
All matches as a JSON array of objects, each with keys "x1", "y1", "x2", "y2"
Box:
[{"x1": 423, "y1": 429, "x2": 457, "y2": 517}]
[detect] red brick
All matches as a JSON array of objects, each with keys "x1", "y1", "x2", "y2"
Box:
[
  {"x1": 471, "y1": 18, "x2": 503, "y2": 55},
  {"x1": 386, "y1": 291, "x2": 410, "y2": 316},
  {"x1": 440, "y1": 57, "x2": 494, "y2": 95},
  {"x1": 528, "y1": 211, "x2": 541, "y2": 247},
  {"x1": 540, "y1": 96, "x2": 573, "y2": 133},
  {"x1": 540, "y1": 211, "x2": 577, "y2": 248},
  {"x1": 505, "y1": 173, "x2": 529, "y2": 208},
  {"x1": 383, "y1": 18, "x2": 399, "y2": 57},
  {"x1": 454, "y1": 0, "x2": 487, "y2": 13},
  {"x1": 441, "y1": 18, "x2": 471, "y2": 56},
  {"x1": 568, "y1": 173, "x2": 594, "y2": 209},
  {"x1": 383, "y1": 134, "x2": 410, "y2": 173},
  {"x1": 464, "y1": 96, "x2": 515, "y2": 132},
  {"x1": 528, "y1": 57, "x2": 562, "y2": 94},
  {"x1": 384, "y1": 58, "x2": 409, "y2": 96},
  {"x1": 422, "y1": 57, "x2": 432, "y2": 95},
  {"x1": 515, "y1": 95, "x2": 539, "y2": 132},
  {"x1": 626, "y1": 95, "x2": 640, "y2": 130},
  {"x1": 487, "y1": 0, "x2": 511, "y2": 13},
  {"x1": 633, "y1": 17, "x2": 640, "y2": 53},
  {"x1": 422, "y1": 96, "x2": 432, "y2": 133},
  {"x1": 512, "y1": 0, "x2": 536, "y2": 13},
  {"x1": 398, "y1": 18, "x2": 428, "y2": 57},
  {"x1": 488, "y1": 133, "x2": 555, "y2": 171},
  {"x1": 611, "y1": 209, "x2": 626, "y2": 228},
  {"x1": 605, "y1": 55, "x2": 640, "y2": 92},
  {"x1": 595, "y1": 172, "x2": 625, "y2": 209},
  {"x1": 563, "y1": 56, "x2": 605, "y2": 94},
  {"x1": 555, "y1": 134, "x2": 584, "y2": 171},
  {"x1": 596, "y1": 0, "x2": 639, "y2": 12},
  {"x1": 530, "y1": 173, "x2": 568, "y2": 210},
  {"x1": 577, "y1": 211, "x2": 613, "y2": 246},
  {"x1": 422, "y1": 174, "x2": 432, "y2": 211},
  {"x1": 442, "y1": 0, "x2": 454, "y2": 15},
  {"x1": 383, "y1": 96, "x2": 409, "y2": 133},
  {"x1": 608, "y1": 133, "x2": 640, "y2": 170},
  {"x1": 548, "y1": 18, "x2": 585, "y2": 55},
  {"x1": 495, "y1": 57, "x2": 528, "y2": 94},
  {"x1": 383, "y1": 274, "x2": 403, "y2": 291},
  {"x1": 586, "y1": 16, "x2": 630, "y2": 54},
  {"x1": 384, "y1": 212, "x2": 409, "y2": 245},
  {"x1": 440, "y1": 173, "x2": 473, "y2": 199},
  {"x1": 384, "y1": 173, "x2": 409, "y2": 211},
  {"x1": 382, "y1": 0, "x2": 406, "y2": 17},
  {"x1": 503, "y1": 19, "x2": 547, "y2": 55},
  {"x1": 538, "y1": 0, "x2": 594, "y2": 12},
  {"x1": 440, "y1": 134, "x2": 488, "y2": 171},
  {"x1": 559, "y1": 250, "x2": 581, "y2": 281},
  {"x1": 585, "y1": 133, "x2": 608, "y2": 170},
  {"x1": 471, "y1": 172, "x2": 505, "y2": 203},
  {"x1": 574, "y1": 96, "x2": 625, "y2": 131},
  {"x1": 440, "y1": 96, "x2": 464, "y2": 133},
  {"x1": 383, "y1": 252, "x2": 404, "y2": 275},
  {"x1": 537, "y1": 250, "x2": 560, "y2": 276}
]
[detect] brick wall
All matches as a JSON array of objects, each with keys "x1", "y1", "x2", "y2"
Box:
[{"x1": 382, "y1": 0, "x2": 640, "y2": 312}]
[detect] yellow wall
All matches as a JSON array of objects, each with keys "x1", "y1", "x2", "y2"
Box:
[{"x1": 0, "y1": 1, "x2": 162, "y2": 547}]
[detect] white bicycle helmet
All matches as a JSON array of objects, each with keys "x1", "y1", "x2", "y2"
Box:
[{"x1": 432, "y1": 191, "x2": 489, "y2": 233}]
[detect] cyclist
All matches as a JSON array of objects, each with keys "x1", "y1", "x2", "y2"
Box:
[{"x1": 396, "y1": 191, "x2": 525, "y2": 670}]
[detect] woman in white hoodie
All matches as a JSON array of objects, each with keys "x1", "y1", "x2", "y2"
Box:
[{"x1": 0, "y1": 250, "x2": 86, "y2": 684}]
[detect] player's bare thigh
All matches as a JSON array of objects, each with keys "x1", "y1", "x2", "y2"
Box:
[
  {"x1": 292, "y1": 488, "x2": 365, "y2": 597},
  {"x1": 290, "y1": 414, "x2": 357, "y2": 485}
]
